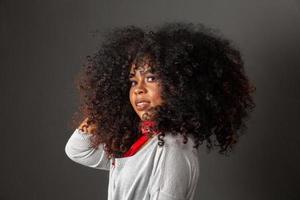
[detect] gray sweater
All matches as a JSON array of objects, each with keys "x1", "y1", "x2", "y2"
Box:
[{"x1": 65, "y1": 129, "x2": 200, "y2": 200}]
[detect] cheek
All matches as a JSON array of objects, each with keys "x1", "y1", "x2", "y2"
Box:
[
  {"x1": 129, "y1": 90, "x2": 134, "y2": 106},
  {"x1": 152, "y1": 85, "x2": 163, "y2": 104}
]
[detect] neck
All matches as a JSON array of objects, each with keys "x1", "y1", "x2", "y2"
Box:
[{"x1": 139, "y1": 120, "x2": 159, "y2": 135}]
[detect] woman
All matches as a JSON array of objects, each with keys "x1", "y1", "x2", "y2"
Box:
[{"x1": 65, "y1": 22, "x2": 256, "y2": 200}]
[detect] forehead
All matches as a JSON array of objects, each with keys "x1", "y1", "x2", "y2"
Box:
[
  {"x1": 130, "y1": 53, "x2": 154, "y2": 71},
  {"x1": 130, "y1": 63, "x2": 153, "y2": 74},
  {"x1": 129, "y1": 55, "x2": 156, "y2": 75}
]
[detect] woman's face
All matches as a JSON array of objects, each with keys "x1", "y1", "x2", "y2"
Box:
[{"x1": 129, "y1": 63, "x2": 163, "y2": 121}]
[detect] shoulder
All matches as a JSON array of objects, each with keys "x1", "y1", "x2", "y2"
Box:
[
  {"x1": 149, "y1": 133, "x2": 200, "y2": 198},
  {"x1": 153, "y1": 133, "x2": 200, "y2": 166},
  {"x1": 160, "y1": 133, "x2": 198, "y2": 153}
]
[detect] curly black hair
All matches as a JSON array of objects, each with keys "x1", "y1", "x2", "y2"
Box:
[{"x1": 73, "y1": 22, "x2": 256, "y2": 158}]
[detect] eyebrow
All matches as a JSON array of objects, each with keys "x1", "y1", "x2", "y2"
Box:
[
  {"x1": 129, "y1": 73, "x2": 135, "y2": 78},
  {"x1": 129, "y1": 69, "x2": 154, "y2": 78}
]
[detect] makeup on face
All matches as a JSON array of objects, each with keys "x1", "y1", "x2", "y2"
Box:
[{"x1": 129, "y1": 63, "x2": 163, "y2": 121}]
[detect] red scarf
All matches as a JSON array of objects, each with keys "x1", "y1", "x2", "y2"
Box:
[{"x1": 122, "y1": 120, "x2": 160, "y2": 157}]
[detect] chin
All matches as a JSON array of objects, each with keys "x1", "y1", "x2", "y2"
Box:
[
  {"x1": 138, "y1": 113, "x2": 145, "y2": 120},
  {"x1": 134, "y1": 111, "x2": 143, "y2": 120}
]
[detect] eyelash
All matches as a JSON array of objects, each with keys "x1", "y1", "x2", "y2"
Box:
[{"x1": 130, "y1": 76, "x2": 156, "y2": 86}]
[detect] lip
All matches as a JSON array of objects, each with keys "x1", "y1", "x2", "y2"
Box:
[{"x1": 135, "y1": 100, "x2": 150, "y2": 111}]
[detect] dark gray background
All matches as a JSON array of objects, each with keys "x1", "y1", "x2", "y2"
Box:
[{"x1": 1, "y1": 0, "x2": 300, "y2": 199}]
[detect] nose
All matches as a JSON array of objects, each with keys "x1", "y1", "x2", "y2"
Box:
[{"x1": 134, "y1": 83, "x2": 147, "y2": 95}]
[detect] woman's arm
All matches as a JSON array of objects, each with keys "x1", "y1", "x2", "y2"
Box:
[{"x1": 64, "y1": 118, "x2": 110, "y2": 170}]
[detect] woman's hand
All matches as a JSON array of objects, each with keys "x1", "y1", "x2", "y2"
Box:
[{"x1": 78, "y1": 117, "x2": 97, "y2": 134}]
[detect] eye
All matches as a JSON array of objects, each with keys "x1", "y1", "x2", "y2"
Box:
[
  {"x1": 129, "y1": 80, "x2": 137, "y2": 87},
  {"x1": 146, "y1": 76, "x2": 156, "y2": 82}
]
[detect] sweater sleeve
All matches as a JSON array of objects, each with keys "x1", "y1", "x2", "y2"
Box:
[
  {"x1": 64, "y1": 129, "x2": 110, "y2": 171},
  {"x1": 149, "y1": 137, "x2": 199, "y2": 200}
]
